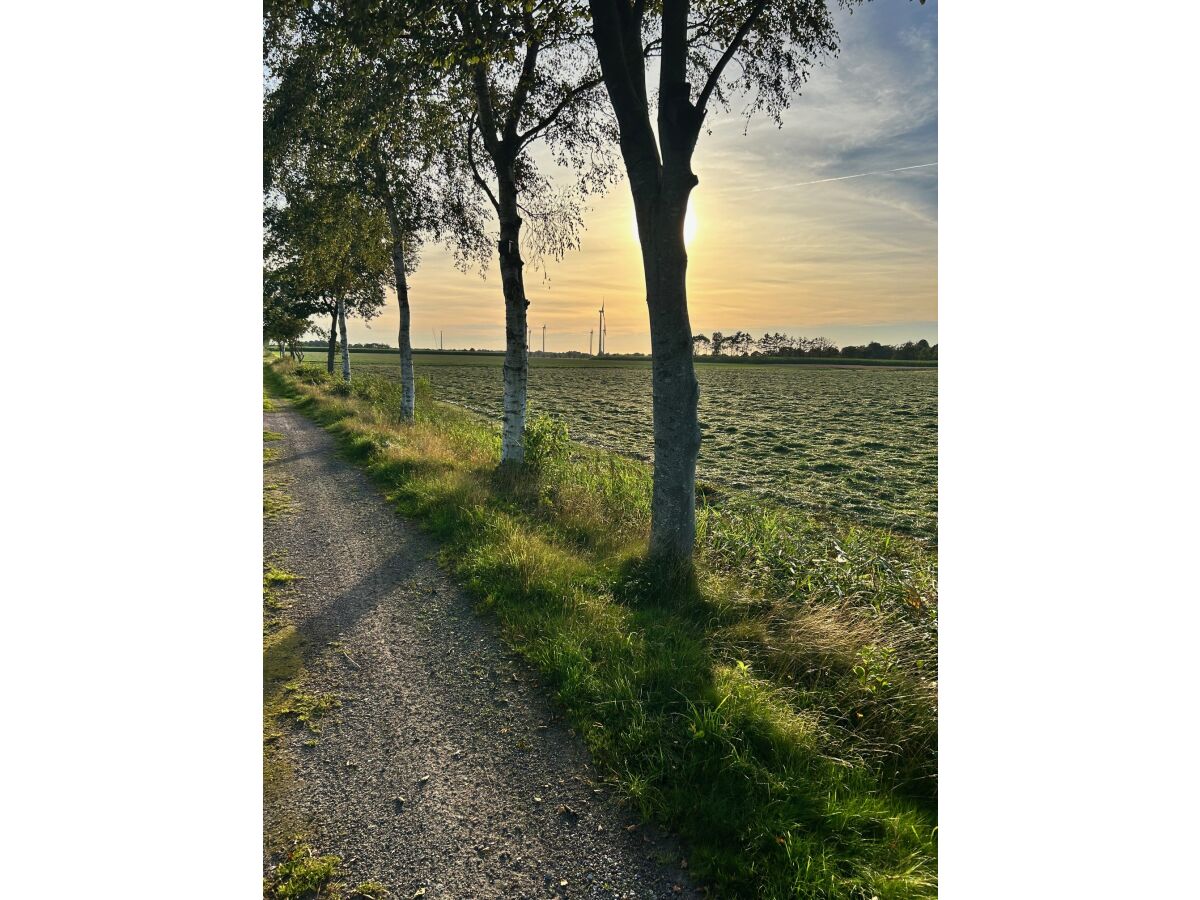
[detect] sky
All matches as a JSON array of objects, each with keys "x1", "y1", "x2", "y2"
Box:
[{"x1": 345, "y1": 0, "x2": 937, "y2": 353}]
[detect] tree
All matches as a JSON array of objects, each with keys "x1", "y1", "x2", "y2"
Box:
[
  {"x1": 586, "y1": 0, "x2": 856, "y2": 564},
  {"x1": 691, "y1": 333, "x2": 711, "y2": 355},
  {"x1": 728, "y1": 330, "x2": 755, "y2": 356},
  {"x1": 444, "y1": 0, "x2": 618, "y2": 465},
  {"x1": 757, "y1": 332, "x2": 786, "y2": 356},
  {"x1": 265, "y1": 2, "x2": 487, "y2": 414},
  {"x1": 263, "y1": 175, "x2": 391, "y2": 383},
  {"x1": 263, "y1": 269, "x2": 314, "y2": 360},
  {"x1": 809, "y1": 335, "x2": 838, "y2": 357}
]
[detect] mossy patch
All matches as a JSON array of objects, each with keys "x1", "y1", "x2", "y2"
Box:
[
  {"x1": 278, "y1": 683, "x2": 341, "y2": 733},
  {"x1": 264, "y1": 429, "x2": 285, "y2": 462},
  {"x1": 264, "y1": 476, "x2": 293, "y2": 518},
  {"x1": 265, "y1": 841, "x2": 343, "y2": 899}
]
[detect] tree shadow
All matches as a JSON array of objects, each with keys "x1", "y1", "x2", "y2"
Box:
[{"x1": 264, "y1": 546, "x2": 427, "y2": 706}]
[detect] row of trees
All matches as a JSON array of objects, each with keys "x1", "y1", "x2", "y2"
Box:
[
  {"x1": 692, "y1": 332, "x2": 937, "y2": 360},
  {"x1": 264, "y1": 0, "x2": 917, "y2": 568}
]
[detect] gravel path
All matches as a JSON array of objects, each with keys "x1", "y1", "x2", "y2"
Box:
[{"x1": 264, "y1": 399, "x2": 697, "y2": 899}]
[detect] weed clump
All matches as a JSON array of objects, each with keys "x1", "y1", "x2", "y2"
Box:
[
  {"x1": 523, "y1": 413, "x2": 571, "y2": 472},
  {"x1": 279, "y1": 684, "x2": 341, "y2": 733},
  {"x1": 266, "y1": 841, "x2": 342, "y2": 899}
]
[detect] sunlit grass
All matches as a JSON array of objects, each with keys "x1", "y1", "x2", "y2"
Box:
[{"x1": 266, "y1": 359, "x2": 938, "y2": 898}]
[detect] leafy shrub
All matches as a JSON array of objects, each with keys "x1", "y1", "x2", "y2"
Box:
[
  {"x1": 292, "y1": 362, "x2": 333, "y2": 387},
  {"x1": 414, "y1": 374, "x2": 434, "y2": 406},
  {"x1": 523, "y1": 414, "x2": 570, "y2": 471}
]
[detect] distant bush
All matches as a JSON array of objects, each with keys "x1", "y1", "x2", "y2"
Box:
[{"x1": 292, "y1": 362, "x2": 333, "y2": 386}]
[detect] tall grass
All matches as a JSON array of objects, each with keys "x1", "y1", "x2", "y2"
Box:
[{"x1": 268, "y1": 360, "x2": 938, "y2": 898}]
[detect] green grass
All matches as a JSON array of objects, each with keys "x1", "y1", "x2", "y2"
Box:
[
  {"x1": 265, "y1": 841, "x2": 342, "y2": 899},
  {"x1": 264, "y1": 424, "x2": 293, "y2": 516},
  {"x1": 267, "y1": 360, "x2": 938, "y2": 898}
]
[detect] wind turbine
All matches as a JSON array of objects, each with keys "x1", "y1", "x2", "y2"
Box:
[
  {"x1": 598, "y1": 301, "x2": 606, "y2": 356},
  {"x1": 541, "y1": 323, "x2": 547, "y2": 355}
]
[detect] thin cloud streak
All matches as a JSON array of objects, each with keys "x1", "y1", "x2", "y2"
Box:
[{"x1": 757, "y1": 162, "x2": 938, "y2": 192}]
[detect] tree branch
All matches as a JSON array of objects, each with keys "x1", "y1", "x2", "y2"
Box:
[
  {"x1": 695, "y1": 0, "x2": 767, "y2": 116},
  {"x1": 588, "y1": 0, "x2": 658, "y2": 163},
  {"x1": 504, "y1": 7, "x2": 542, "y2": 142},
  {"x1": 465, "y1": 116, "x2": 500, "y2": 213},
  {"x1": 457, "y1": 3, "x2": 502, "y2": 158},
  {"x1": 517, "y1": 73, "x2": 604, "y2": 148}
]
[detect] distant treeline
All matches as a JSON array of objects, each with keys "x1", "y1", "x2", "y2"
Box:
[
  {"x1": 289, "y1": 338, "x2": 937, "y2": 365},
  {"x1": 297, "y1": 339, "x2": 393, "y2": 350},
  {"x1": 693, "y1": 332, "x2": 938, "y2": 361}
]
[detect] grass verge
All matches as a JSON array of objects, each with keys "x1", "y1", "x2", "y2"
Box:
[{"x1": 266, "y1": 360, "x2": 938, "y2": 898}]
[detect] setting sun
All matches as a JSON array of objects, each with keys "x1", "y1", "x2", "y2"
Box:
[{"x1": 631, "y1": 203, "x2": 699, "y2": 246}]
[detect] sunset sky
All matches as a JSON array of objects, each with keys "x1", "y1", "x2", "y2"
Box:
[{"x1": 345, "y1": 0, "x2": 937, "y2": 353}]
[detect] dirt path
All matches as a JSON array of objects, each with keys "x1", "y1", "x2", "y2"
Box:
[{"x1": 263, "y1": 399, "x2": 696, "y2": 899}]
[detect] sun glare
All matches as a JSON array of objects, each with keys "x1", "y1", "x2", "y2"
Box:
[{"x1": 630, "y1": 203, "x2": 699, "y2": 246}]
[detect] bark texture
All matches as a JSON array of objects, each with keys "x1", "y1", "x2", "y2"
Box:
[
  {"x1": 327, "y1": 309, "x2": 337, "y2": 374},
  {"x1": 497, "y1": 171, "x2": 529, "y2": 465},
  {"x1": 338, "y1": 298, "x2": 351, "y2": 383},
  {"x1": 396, "y1": 267, "x2": 415, "y2": 421},
  {"x1": 639, "y1": 194, "x2": 700, "y2": 562},
  {"x1": 377, "y1": 169, "x2": 415, "y2": 421}
]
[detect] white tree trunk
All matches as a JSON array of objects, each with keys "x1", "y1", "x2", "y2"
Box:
[
  {"x1": 338, "y1": 298, "x2": 351, "y2": 383},
  {"x1": 497, "y1": 176, "x2": 528, "y2": 465}
]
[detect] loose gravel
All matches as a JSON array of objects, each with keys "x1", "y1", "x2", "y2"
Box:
[{"x1": 264, "y1": 399, "x2": 698, "y2": 899}]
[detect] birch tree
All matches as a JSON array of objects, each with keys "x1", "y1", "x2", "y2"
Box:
[
  {"x1": 586, "y1": 0, "x2": 867, "y2": 565},
  {"x1": 263, "y1": 176, "x2": 390, "y2": 384},
  {"x1": 440, "y1": 0, "x2": 618, "y2": 464},
  {"x1": 265, "y1": 1, "x2": 487, "y2": 412}
]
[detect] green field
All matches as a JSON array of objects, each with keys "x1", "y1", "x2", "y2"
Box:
[{"x1": 333, "y1": 352, "x2": 937, "y2": 541}]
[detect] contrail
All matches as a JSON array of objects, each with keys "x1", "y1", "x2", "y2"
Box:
[{"x1": 767, "y1": 162, "x2": 938, "y2": 190}]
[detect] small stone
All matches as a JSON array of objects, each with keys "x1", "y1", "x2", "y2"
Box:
[{"x1": 555, "y1": 804, "x2": 577, "y2": 819}]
